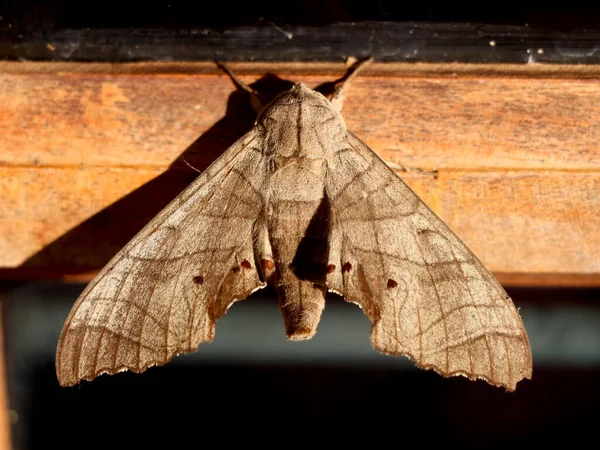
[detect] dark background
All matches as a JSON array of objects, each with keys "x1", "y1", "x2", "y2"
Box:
[
  {"x1": 2, "y1": 1, "x2": 600, "y2": 449},
  {"x1": 1, "y1": 0, "x2": 599, "y2": 29},
  {"x1": 5, "y1": 284, "x2": 600, "y2": 449},
  {"x1": 1, "y1": 1, "x2": 600, "y2": 62}
]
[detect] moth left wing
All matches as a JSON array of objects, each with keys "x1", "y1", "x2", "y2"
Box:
[
  {"x1": 56, "y1": 130, "x2": 268, "y2": 386},
  {"x1": 325, "y1": 131, "x2": 532, "y2": 391}
]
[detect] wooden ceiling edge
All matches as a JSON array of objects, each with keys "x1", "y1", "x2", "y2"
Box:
[
  {"x1": 495, "y1": 272, "x2": 600, "y2": 288},
  {"x1": 1, "y1": 61, "x2": 600, "y2": 79}
]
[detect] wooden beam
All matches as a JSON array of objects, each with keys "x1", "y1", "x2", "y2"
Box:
[{"x1": 1, "y1": 62, "x2": 599, "y2": 286}]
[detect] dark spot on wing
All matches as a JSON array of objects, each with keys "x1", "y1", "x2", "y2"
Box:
[
  {"x1": 241, "y1": 259, "x2": 252, "y2": 269},
  {"x1": 327, "y1": 264, "x2": 336, "y2": 274},
  {"x1": 192, "y1": 275, "x2": 204, "y2": 285},
  {"x1": 232, "y1": 266, "x2": 240, "y2": 273},
  {"x1": 387, "y1": 278, "x2": 398, "y2": 288},
  {"x1": 261, "y1": 258, "x2": 275, "y2": 271},
  {"x1": 342, "y1": 262, "x2": 352, "y2": 273}
]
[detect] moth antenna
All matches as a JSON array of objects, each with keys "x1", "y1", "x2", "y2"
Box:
[
  {"x1": 216, "y1": 61, "x2": 268, "y2": 113},
  {"x1": 330, "y1": 56, "x2": 374, "y2": 111},
  {"x1": 180, "y1": 155, "x2": 203, "y2": 174}
]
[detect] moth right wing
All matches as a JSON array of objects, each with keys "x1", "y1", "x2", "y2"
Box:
[
  {"x1": 56, "y1": 130, "x2": 268, "y2": 387},
  {"x1": 325, "y1": 131, "x2": 532, "y2": 391}
]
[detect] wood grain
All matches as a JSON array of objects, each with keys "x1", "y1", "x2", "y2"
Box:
[
  {"x1": 1, "y1": 62, "x2": 598, "y2": 285},
  {"x1": 2, "y1": 64, "x2": 599, "y2": 170}
]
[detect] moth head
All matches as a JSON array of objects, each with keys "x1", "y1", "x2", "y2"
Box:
[
  {"x1": 257, "y1": 83, "x2": 333, "y2": 118},
  {"x1": 289, "y1": 82, "x2": 330, "y2": 103}
]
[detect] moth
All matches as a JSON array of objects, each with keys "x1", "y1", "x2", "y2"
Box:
[{"x1": 56, "y1": 58, "x2": 532, "y2": 391}]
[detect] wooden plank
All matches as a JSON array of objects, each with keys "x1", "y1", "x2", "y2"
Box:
[
  {"x1": 1, "y1": 167, "x2": 598, "y2": 282},
  {"x1": 2, "y1": 62, "x2": 599, "y2": 170},
  {"x1": 1, "y1": 62, "x2": 599, "y2": 285},
  {"x1": 0, "y1": 167, "x2": 164, "y2": 268},
  {"x1": 2, "y1": 20, "x2": 600, "y2": 64}
]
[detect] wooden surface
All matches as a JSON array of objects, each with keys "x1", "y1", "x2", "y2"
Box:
[
  {"x1": 3, "y1": 17, "x2": 600, "y2": 64},
  {"x1": 1, "y1": 61, "x2": 599, "y2": 286}
]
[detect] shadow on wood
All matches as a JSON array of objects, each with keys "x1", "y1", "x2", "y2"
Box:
[{"x1": 6, "y1": 73, "x2": 300, "y2": 278}]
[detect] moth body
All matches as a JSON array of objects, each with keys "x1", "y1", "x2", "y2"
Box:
[
  {"x1": 56, "y1": 61, "x2": 532, "y2": 391},
  {"x1": 257, "y1": 84, "x2": 345, "y2": 339}
]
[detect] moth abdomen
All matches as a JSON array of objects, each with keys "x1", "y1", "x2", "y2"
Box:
[{"x1": 276, "y1": 269, "x2": 326, "y2": 341}]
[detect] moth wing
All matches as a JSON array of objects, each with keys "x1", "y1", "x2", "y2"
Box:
[
  {"x1": 56, "y1": 130, "x2": 267, "y2": 386},
  {"x1": 325, "y1": 131, "x2": 532, "y2": 391}
]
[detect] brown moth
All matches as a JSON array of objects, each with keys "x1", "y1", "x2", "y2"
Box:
[{"x1": 56, "y1": 59, "x2": 532, "y2": 391}]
